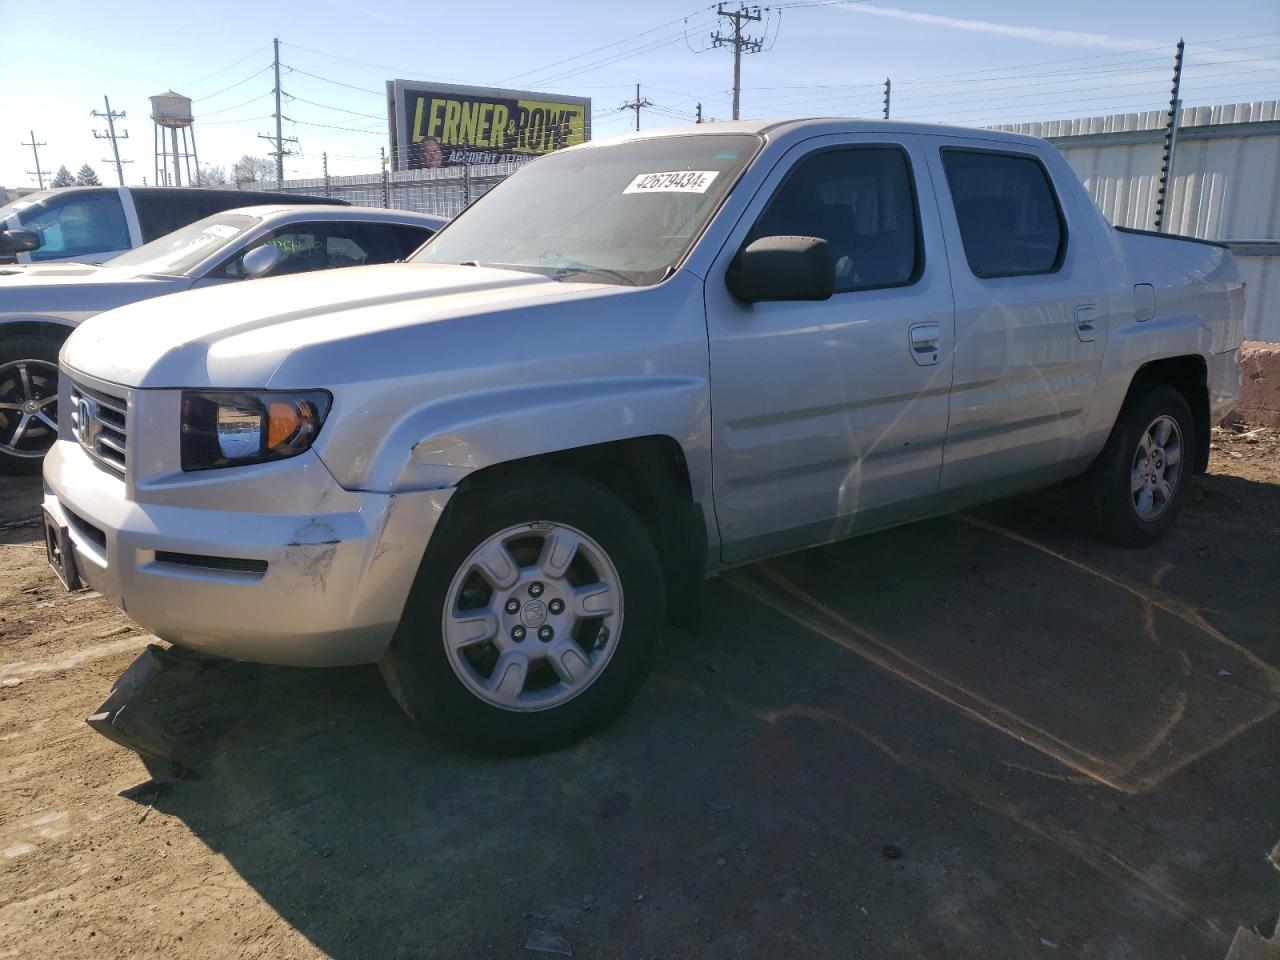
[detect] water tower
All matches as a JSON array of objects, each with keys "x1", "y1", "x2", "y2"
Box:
[{"x1": 151, "y1": 90, "x2": 201, "y2": 186}]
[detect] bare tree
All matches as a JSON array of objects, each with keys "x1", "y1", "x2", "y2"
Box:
[
  {"x1": 197, "y1": 164, "x2": 231, "y2": 187},
  {"x1": 233, "y1": 155, "x2": 276, "y2": 184}
]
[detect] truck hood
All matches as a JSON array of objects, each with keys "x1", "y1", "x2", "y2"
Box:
[
  {"x1": 63, "y1": 263, "x2": 615, "y2": 388},
  {"x1": 0, "y1": 264, "x2": 187, "y2": 325}
]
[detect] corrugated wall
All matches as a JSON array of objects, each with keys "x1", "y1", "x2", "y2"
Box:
[{"x1": 997, "y1": 101, "x2": 1280, "y2": 342}]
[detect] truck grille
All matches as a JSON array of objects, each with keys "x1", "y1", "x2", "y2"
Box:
[{"x1": 69, "y1": 381, "x2": 128, "y2": 477}]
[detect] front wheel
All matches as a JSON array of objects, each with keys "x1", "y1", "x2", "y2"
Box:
[
  {"x1": 380, "y1": 470, "x2": 665, "y2": 754},
  {"x1": 0, "y1": 336, "x2": 63, "y2": 476},
  {"x1": 1071, "y1": 383, "x2": 1195, "y2": 547}
]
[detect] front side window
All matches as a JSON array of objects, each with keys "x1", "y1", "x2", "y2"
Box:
[
  {"x1": 133, "y1": 192, "x2": 212, "y2": 242},
  {"x1": 13, "y1": 191, "x2": 130, "y2": 261},
  {"x1": 942, "y1": 149, "x2": 1066, "y2": 278},
  {"x1": 747, "y1": 146, "x2": 921, "y2": 293},
  {"x1": 413, "y1": 134, "x2": 762, "y2": 286}
]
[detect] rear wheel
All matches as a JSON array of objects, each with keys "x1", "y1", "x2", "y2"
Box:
[
  {"x1": 1071, "y1": 383, "x2": 1195, "y2": 547},
  {"x1": 380, "y1": 470, "x2": 664, "y2": 754},
  {"x1": 0, "y1": 336, "x2": 62, "y2": 475}
]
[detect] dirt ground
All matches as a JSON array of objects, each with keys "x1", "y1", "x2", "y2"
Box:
[{"x1": 1, "y1": 426, "x2": 1277, "y2": 960}]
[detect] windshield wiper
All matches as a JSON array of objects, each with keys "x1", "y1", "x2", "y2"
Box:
[{"x1": 551, "y1": 266, "x2": 640, "y2": 287}]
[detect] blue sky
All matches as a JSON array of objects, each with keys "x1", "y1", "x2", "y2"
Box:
[{"x1": 1, "y1": 0, "x2": 1277, "y2": 188}]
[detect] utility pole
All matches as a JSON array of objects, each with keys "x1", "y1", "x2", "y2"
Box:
[
  {"x1": 882, "y1": 78, "x2": 891, "y2": 119},
  {"x1": 1154, "y1": 38, "x2": 1185, "y2": 233},
  {"x1": 711, "y1": 3, "x2": 763, "y2": 121},
  {"x1": 322, "y1": 151, "x2": 330, "y2": 198},
  {"x1": 696, "y1": 102, "x2": 703, "y2": 124},
  {"x1": 22, "y1": 131, "x2": 49, "y2": 188},
  {"x1": 620, "y1": 83, "x2": 653, "y2": 131},
  {"x1": 258, "y1": 37, "x2": 297, "y2": 182},
  {"x1": 91, "y1": 96, "x2": 130, "y2": 186}
]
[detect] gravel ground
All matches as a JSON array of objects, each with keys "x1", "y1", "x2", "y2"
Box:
[{"x1": 1, "y1": 426, "x2": 1277, "y2": 960}]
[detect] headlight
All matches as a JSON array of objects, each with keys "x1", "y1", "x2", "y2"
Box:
[{"x1": 180, "y1": 390, "x2": 331, "y2": 471}]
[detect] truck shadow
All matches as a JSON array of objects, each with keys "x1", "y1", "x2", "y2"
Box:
[{"x1": 127, "y1": 477, "x2": 1280, "y2": 958}]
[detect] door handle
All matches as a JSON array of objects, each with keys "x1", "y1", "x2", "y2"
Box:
[
  {"x1": 1075, "y1": 305, "x2": 1099, "y2": 342},
  {"x1": 909, "y1": 322, "x2": 941, "y2": 366}
]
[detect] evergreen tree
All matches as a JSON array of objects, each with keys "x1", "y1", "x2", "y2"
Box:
[
  {"x1": 74, "y1": 164, "x2": 102, "y2": 186},
  {"x1": 50, "y1": 165, "x2": 75, "y2": 188}
]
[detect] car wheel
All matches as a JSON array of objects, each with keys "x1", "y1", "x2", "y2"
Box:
[
  {"x1": 379, "y1": 469, "x2": 665, "y2": 754},
  {"x1": 0, "y1": 335, "x2": 63, "y2": 476},
  {"x1": 1072, "y1": 382, "x2": 1195, "y2": 548}
]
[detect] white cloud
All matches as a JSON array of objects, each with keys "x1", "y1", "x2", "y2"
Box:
[{"x1": 840, "y1": 4, "x2": 1157, "y2": 51}]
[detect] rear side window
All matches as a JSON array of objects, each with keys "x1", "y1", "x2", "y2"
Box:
[
  {"x1": 748, "y1": 146, "x2": 921, "y2": 293},
  {"x1": 942, "y1": 149, "x2": 1065, "y2": 278},
  {"x1": 133, "y1": 191, "x2": 214, "y2": 242}
]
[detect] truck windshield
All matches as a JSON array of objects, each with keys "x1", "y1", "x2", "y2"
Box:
[
  {"x1": 106, "y1": 213, "x2": 259, "y2": 276},
  {"x1": 413, "y1": 133, "x2": 762, "y2": 286}
]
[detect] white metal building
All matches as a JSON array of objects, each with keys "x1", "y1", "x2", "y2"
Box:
[{"x1": 997, "y1": 100, "x2": 1280, "y2": 343}]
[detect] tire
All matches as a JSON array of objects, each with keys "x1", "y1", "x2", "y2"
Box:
[
  {"x1": 379, "y1": 469, "x2": 665, "y2": 754},
  {"x1": 1071, "y1": 382, "x2": 1195, "y2": 548},
  {"x1": 0, "y1": 335, "x2": 63, "y2": 476}
]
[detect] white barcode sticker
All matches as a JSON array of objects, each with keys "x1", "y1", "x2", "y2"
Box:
[{"x1": 623, "y1": 170, "x2": 719, "y2": 194}]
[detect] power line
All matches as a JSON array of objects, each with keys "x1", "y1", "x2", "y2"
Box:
[
  {"x1": 284, "y1": 94, "x2": 385, "y2": 121},
  {"x1": 262, "y1": 38, "x2": 298, "y2": 180},
  {"x1": 193, "y1": 64, "x2": 272, "y2": 102},
  {"x1": 280, "y1": 41, "x2": 471, "y2": 84},
  {"x1": 499, "y1": 5, "x2": 714, "y2": 85},
  {"x1": 180, "y1": 45, "x2": 270, "y2": 89},
  {"x1": 283, "y1": 65, "x2": 384, "y2": 97},
  {"x1": 199, "y1": 91, "x2": 272, "y2": 117}
]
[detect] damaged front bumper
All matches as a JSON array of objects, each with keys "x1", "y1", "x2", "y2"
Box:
[{"x1": 44, "y1": 437, "x2": 453, "y2": 666}]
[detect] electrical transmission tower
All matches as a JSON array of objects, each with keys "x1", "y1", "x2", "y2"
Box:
[
  {"x1": 259, "y1": 37, "x2": 298, "y2": 182},
  {"x1": 22, "y1": 131, "x2": 49, "y2": 188},
  {"x1": 91, "y1": 96, "x2": 131, "y2": 186},
  {"x1": 621, "y1": 83, "x2": 653, "y2": 131},
  {"x1": 711, "y1": 3, "x2": 763, "y2": 121}
]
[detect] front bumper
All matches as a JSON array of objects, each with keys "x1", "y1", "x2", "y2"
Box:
[{"x1": 43, "y1": 437, "x2": 452, "y2": 666}]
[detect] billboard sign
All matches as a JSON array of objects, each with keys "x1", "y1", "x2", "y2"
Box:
[{"x1": 387, "y1": 80, "x2": 591, "y2": 170}]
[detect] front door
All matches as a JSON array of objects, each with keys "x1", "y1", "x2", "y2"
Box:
[{"x1": 706, "y1": 134, "x2": 956, "y2": 563}]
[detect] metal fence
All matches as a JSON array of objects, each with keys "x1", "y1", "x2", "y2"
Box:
[{"x1": 242, "y1": 159, "x2": 529, "y2": 218}]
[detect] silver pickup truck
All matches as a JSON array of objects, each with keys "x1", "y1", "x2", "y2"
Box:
[{"x1": 43, "y1": 119, "x2": 1244, "y2": 754}]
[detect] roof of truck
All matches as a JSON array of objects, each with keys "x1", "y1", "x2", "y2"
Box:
[{"x1": 594, "y1": 116, "x2": 1049, "y2": 148}]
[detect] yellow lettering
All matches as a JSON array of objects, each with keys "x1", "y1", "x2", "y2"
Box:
[
  {"x1": 426, "y1": 99, "x2": 447, "y2": 139},
  {"x1": 478, "y1": 104, "x2": 494, "y2": 146},
  {"x1": 459, "y1": 101, "x2": 479, "y2": 145},
  {"x1": 442, "y1": 100, "x2": 461, "y2": 143},
  {"x1": 491, "y1": 105, "x2": 509, "y2": 149},
  {"x1": 412, "y1": 97, "x2": 426, "y2": 142}
]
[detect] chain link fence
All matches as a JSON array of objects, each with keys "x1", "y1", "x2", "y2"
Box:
[{"x1": 242, "y1": 159, "x2": 530, "y2": 218}]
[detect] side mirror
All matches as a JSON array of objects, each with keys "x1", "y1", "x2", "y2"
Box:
[
  {"x1": 0, "y1": 229, "x2": 43, "y2": 255},
  {"x1": 726, "y1": 235, "x2": 834, "y2": 304},
  {"x1": 242, "y1": 244, "x2": 283, "y2": 279}
]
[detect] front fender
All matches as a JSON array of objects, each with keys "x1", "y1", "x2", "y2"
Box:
[{"x1": 340, "y1": 375, "x2": 710, "y2": 496}]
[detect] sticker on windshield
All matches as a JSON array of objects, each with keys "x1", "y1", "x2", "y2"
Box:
[
  {"x1": 623, "y1": 170, "x2": 719, "y2": 194},
  {"x1": 203, "y1": 224, "x2": 241, "y2": 239}
]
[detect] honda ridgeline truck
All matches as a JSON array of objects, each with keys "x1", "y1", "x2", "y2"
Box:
[{"x1": 43, "y1": 120, "x2": 1245, "y2": 753}]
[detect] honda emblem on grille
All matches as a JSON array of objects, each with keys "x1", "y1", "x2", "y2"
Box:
[{"x1": 75, "y1": 395, "x2": 99, "y2": 451}]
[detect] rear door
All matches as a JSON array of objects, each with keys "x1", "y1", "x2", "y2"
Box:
[
  {"x1": 705, "y1": 133, "x2": 955, "y2": 562},
  {"x1": 924, "y1": 138, "x2": 1110, "y2": 498}
]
